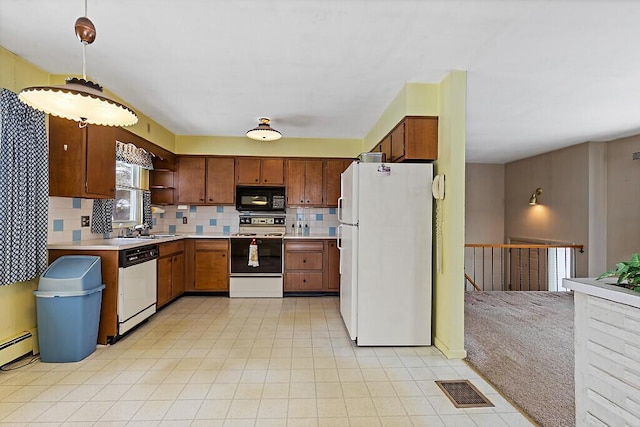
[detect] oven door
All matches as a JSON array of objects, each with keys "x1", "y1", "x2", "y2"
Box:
[{"x1": 230, "y1": 238, "x2": 283, "y2": 276}]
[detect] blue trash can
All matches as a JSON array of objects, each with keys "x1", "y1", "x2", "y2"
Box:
[{"x1": 35, "y1": 256, "x2": 105, "y2": 363}]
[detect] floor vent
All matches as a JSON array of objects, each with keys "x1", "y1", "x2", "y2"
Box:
[{"x1": 435, "y1": 380, "x2": 494, "y2": 408}]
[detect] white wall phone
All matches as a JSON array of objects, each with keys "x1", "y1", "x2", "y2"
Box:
[
  {"x1": 432, "y1": 175, "x2": 445, "y2": 199},
  {"x1": 432, "y1": 174, "x2": 445, "y2": 273}
]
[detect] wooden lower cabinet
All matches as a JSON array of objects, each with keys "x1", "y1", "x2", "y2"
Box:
[
  {"x1": 185, "y1": 239, "x2": 230, "y2": 292},
  {"x1": 284, "y1": 239, "x2": 339, "y2": 293},
  {"x1": 327, "y1": 240, "x2": 340, "y2": 291},
  {"x1": 157, "y1": 241, "x2": 185, "y2": 308}
]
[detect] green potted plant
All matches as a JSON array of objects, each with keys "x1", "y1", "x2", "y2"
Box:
[{"x1": 598, "y1": 253, "x2": 640, "y2": 292}]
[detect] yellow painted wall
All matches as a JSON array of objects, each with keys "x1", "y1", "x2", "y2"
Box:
[
  {"x1": 0, "y1": 47, "x2": 49, "y2": 359},
  {"x1": 176, "y1": 135, "x2": 362, "y2": 157},
  {"x1": 433, "y1": 70, "x2": 467, "y2": 358},
  {"x1": 0, "y1": 46, "x2": 50, "y2": 92}
]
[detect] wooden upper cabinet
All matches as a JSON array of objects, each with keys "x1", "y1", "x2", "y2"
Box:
[
  {"x1": 176, "y1": 156, "x2": 235, "y2": 205},
  {"x1": 261, "y1": 158, "x2": 285, "y2": 185},
  {"x1": 406, "y1": 116, "x2": 438, "y2": 160},
  {"x1": 389, "y1": 116, "x2": 438, "y2": 162},
  {"x1": 324, "y1": 159, "x2": 351, "y2": 208},
  {"x1": 380, "y1": 135, "x2": 391, "y2": 162},
  {"x1": 372, "y1": 116, "x2": 438, "y2": 163},
  {"x1": 235, "y1": 158, "x2": 261, "y2": 184},
  {"x1": 390, "y1": 122, "x2": 406, "y2": 162},
  {"x1": 304, "y1": 160, "x2": 324, "y2": 205},
  {"x1": 176, "y1": 157, "x2": 206, "y2": 204},
  {"x1": 286, "y1": 159, "x2": 306, "y2": 206},
  {"x1": 206, "y1": 157, "x2": 235, "y2": 204},
  {"x1": 49, "y1": 116, "x2": 116, "y2": 199},
  {"x1": 236, "y1": 157, "x2": 284, "y2": 185},
  {"x1": 286, "y1": 159, "x2": 323, "y2": 207}
]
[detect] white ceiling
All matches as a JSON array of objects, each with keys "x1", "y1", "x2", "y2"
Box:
[{"x1": 2, "y1": 0, "x2": 640, "y2": 163}]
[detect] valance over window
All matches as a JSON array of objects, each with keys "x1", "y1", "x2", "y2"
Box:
[{"x1": 116, "y1": 140, "x2": 154, "y2": 170}]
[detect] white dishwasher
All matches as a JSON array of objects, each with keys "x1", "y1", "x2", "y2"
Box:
[{"x1": 118, "y1": 244, "x2": 158, "y2": 336}]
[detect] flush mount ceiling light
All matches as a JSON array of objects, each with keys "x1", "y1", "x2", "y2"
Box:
[
  {"x1": 246, "y1": 118, "x2": 282, "y2": 141},
  {"x1": 529, "y1": 188, "x2": 543, "y2": 205},
  {"x1": 18, "y1": 1, "x2": 138, "y2": 127}
]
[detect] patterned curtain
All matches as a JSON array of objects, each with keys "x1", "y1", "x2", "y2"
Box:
[
  {"x1": 116, "y1": 141, "x2": 154, "y2": 170},
  {"x1": 91, "y1": 199, "x2": 114, "y2": 234},
  {"x1": 0, "y1": 89, "x2": 48, "y2": 286},
  {"x1": 142, "y1": 190, "x2": 153, "y2": 230}
]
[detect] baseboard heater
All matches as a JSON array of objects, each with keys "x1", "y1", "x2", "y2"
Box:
[{"x1": 0, "y1": 331, "x2": 33, "y2": 367}]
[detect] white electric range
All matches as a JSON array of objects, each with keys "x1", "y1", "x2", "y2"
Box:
[{"x1": 229, "y1": 214, "x2": 286, "y2": 297}]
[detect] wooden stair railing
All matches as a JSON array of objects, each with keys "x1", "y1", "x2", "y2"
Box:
[{"x1": 464, "y1": 243, "x2": 584, "y2": 291}]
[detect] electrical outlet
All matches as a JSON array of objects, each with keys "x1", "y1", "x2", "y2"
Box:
[
  {"x1": 182, "y1": 217, "x2": 188, "y2": 224},
  {"x1": 81, "y1": 216, "x2": 90, "y2": 227}
]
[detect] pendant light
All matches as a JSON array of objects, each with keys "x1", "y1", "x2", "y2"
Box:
[
  {"x1": 246, "y1": 118, "x2": 282, "y2": 141},
  {"x1": 18, "y1": 1, "x2": 138, "y2": 127}
]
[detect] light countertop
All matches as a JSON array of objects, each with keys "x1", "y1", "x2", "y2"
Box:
[
  {"x1": 563, "y1": 277, "x2": 640, "y2": 309},
  {"x1": 48, "y1": 233, "x2": 336, "y2": 251}
]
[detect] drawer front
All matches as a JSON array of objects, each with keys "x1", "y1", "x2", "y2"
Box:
[
  {"x1": 285, "y1": 251, "x2": 323, "y2": 270},
  {"x1": 195, "y1": 239, "x2": 229, "y2": 251},
  {"x1": 285, "y1": 241, "x2": 324, "y2": 251},
  {"x1": 284, "y1": 272, "x2": 323, "y2": 291},
  {"x1": 158, "y1": 240, "x2": 184, "y2": 257}
]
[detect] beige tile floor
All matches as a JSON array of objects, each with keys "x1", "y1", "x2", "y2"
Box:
[{"x1": 0, "y1": 296, "x2": 533, "y2": 426}]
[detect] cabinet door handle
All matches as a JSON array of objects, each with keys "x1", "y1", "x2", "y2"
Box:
[
  {"x1": 303, "y1": 279, "x2": 306, "y2": 283},
  {"x1": 200, "y1": 198, "x2": 204, "y2": 201},
  {"x1": 300, "y1": 200, "x2": 304, "y2": 203},
  {"x1": 303, "y1": 259, "x2": 306, "y2": 263},
  {"x1": 255, "y1": 178, "x2": 259, "y2": 182},
  {"x1": 208, "y1": 198, "x2": 213, "y2": 201},
  {"x1": 222, "y1": 254, "x2": 225, "y2": 257}
]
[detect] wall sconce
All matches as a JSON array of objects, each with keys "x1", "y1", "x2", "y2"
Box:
[{"x1": 529, "y1": 188, "x2": 543, "y2": 205}]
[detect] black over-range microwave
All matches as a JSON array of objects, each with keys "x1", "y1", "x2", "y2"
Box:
[{"x1": 235, "y1": 186, "x2": 286, "y2": 212}]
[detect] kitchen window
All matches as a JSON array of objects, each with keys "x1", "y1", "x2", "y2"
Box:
[{"x1": 114, "y1": 161, "x2": 145, "y2": 225}]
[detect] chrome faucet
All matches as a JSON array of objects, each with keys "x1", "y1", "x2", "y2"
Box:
[{"x1": 132, "y1": 223, "x2": 149, "y2": 236}]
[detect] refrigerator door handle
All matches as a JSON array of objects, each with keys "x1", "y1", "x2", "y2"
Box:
[
  {"x1": 337, "y1": 224, "x2": 343, "y2": 274},
  {"x1": 337, "y1": 197, "x2": 344, "y2": 223}
]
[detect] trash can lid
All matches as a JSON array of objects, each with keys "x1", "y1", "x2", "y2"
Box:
[{"x1": 42, "y1": 256, "x2": 100, "y2": 279}]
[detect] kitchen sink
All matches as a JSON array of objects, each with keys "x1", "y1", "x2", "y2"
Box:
[{"x1": 113, "y1": 234, "x2": 177, "y2": 240}]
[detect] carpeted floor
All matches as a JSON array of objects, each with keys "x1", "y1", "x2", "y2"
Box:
[{"x1": 464, "y1": 291, "x2": 575, "y2": 427}]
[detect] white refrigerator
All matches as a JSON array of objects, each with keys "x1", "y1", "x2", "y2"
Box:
[{"x1": 338, "y1": 162, "x2": 433, "y2": 346}]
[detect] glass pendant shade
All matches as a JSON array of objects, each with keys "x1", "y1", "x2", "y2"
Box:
[
  {"x1": 246, "y1": 118, "x2": 282, "y2": 141},
  {"x1": 19, "y1": 78, "x2": 138, "y2": 127}
]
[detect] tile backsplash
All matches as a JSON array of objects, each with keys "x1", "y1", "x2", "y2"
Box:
[
  {"x1": 154, "y1": 205, "x2": 340, "y2": 236},
  {"x1": 48, "y1": 196, "x2": 340, "y2": 244},
  {"x1": 48, "y1": 197, "x2": 96, "y2": 244}
]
